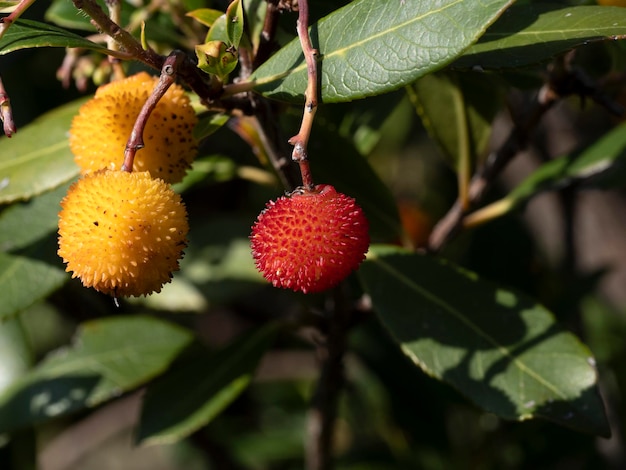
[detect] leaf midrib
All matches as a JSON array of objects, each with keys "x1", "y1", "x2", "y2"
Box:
[
  {"x1": 371, "y1": 255, "x2": 569, "y2": 401},
  {"x1": 0, "y1": 140, "x2": 68, "y2": 172},
  {"x1": 254, "y1": 0, "x2": 466, "y2": 86}
]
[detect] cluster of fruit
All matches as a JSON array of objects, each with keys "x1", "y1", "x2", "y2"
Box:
[
  {"x1": 58, "y1": 73, "x2": 196, "y2": 297},
  {"x1": 58, "y1": 73, "x2": 370, "y2": 298}
]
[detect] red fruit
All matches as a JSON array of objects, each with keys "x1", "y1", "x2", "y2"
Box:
[{"x1": 250, "y1": 184, "x2": 370, "y2": 293}]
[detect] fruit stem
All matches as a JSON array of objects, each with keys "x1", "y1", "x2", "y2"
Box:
[
  {"x1": 288, "y1": 0, "x2": 318, "y2": 190},
  {"x1": 72, "y1": 0, "x2": 220, "y2": 104},
  {"x1": 0, "y1": 76, "x2": 16, "y2": 137},
  {"x1": 122, "y1": 51, "x2": 185, "y2": 173}
]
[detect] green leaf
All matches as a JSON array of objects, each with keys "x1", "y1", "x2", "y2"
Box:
[
  {"x1": 46, "y1": 0, "x2": 132, "y2": 32},
  {"x1": 0, "y1": 237, "x2": 67, "y2": 321},
  {"x1": 226, "y1": 0, "x2": 244, "y2": 48},
  {"x1": 457, "y1": 4, "x2": 626, "y2": 70},
  {"x1": 409, "y1": 71, "x2": 503, "y2": 172},
  {"x1": 0, "y1": 19, "x2": 109, "y2": 55},
  {"x1": 196, "y1": 40, "x2": 238, "y2": 81},
  {"x1": 0, "y1": 316, "x2": 34, "y2": 396},
  {"x1": 0, "y1": 98, "x2": 84, "y2": 204},
  {"x1": 250, "y1": 0, "x2": 514, "y2": 103},
  {"x1": 205, "y1": 12, "x2": 229, "y2": 44},
  {"x1": 0, "y1": 315, "x2": 193, "y2": 433},
  {"x1": 137, "y1": 323, "x2": 279, "y2": 445},
  {"x1": 358, "y1": 245, "x2": 610, "y2": 437},
  {"x1": 187, "y1": 8, "x2": 224, "y2": 28},
  {"x1": 0, "y1": 182, "x2": 71, "y2": 252}
]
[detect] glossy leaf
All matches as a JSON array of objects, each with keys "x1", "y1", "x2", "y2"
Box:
[
  {"x1": 0, "y1": 315, "x2": 193, "y2": 433},
  {"x1": 0, "y1": 238, "x2": 67, "y2": 321},
  {"x1": 358, "y1": 245, "x2": 610, "y2": 437},
  {"x1": 186, "y1": 8, "x2": 224, "y2": 28},
  {"x1": 137, "y1": 323, "x2": 279, "y2": 445},
  {"x1": 250, "y1": 0, "x2": 514, "y2": 103},
  {"x1": 0, "y1": 19, "x2": 109, "y2": 55},
  {"x1": 457, "y1": 4, "x2": 626, "y2": 70},
  {"x1": 226, "y1": 0, "x2": 244, "y2": 48},
  {"x1": 0, "y1": 98, "x2": 84, "y2": 204},
  {"x1": 205, "y1": 12, "x2": 229, "y2": 44}
]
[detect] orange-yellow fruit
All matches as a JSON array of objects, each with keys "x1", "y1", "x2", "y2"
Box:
[
  {"x1": 250, "y1": 184, "x2": 370, "y2": 294},
  {"x1": 69, "y1": 72, "x2": 198, "y2": 184},
  {"x1": 58, "y1": 170, "x2": 189, "y2": 297}
]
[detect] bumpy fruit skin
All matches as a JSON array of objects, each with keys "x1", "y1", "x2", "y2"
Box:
[
  {"x1": 69, "y1": 72, "x2": 198, "y2": 184},
  {"x1": 58, "y1": 170, "x2": 189, "y2": 297},
  {"x1": 250, "y1": 184, "x2": 370, "y2": 293}
]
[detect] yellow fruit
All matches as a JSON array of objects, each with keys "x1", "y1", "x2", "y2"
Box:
[
  {"x1": 58, "y1": 170, "x2": 189, "y2": 297},
  {"x1": 69, "y1": 72, "x2": 198, "y2": 184}
]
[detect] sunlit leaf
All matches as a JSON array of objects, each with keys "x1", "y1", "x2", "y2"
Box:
[
  {"x1": 186, "y1": 8, "x2": 224, "y2": 28},
  {"x1": 358, "y1": 245, "x2": 610, "y2": 437},
  {"x1": 0, "y1": 315, "x2": 193, "y2": 433},
  {"x1": 457, "y1": 4, "x2": 626, "y2": 69},
  {"x1": 137, "y1": 323, "x2": 279, "y2": 445},
  {"x1": 251, "y1": 0, "x2": 513, "y2": 102},
  {"x1": 226, "y1": 0, "x2": 244, "y2": 48},
  {"x1": 0, "y1": 19, "x2": 109, "y2": 54},
  {"x1": 0, "y1": 98, "x2": 84, "y2": 204}
]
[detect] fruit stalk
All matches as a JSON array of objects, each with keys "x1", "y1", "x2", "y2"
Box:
[
  {"x1": 288, "y1": 0, "x2": 318, "y2": 189},
  {"x1": 122, "y1": 51, "x2": 185, "y2": 173}
]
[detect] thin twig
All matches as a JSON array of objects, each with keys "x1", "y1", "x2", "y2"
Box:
[
  {"x1": 427, "y1": 53, "x2": 624, "y2": 252},
  {"x1": 0, "y1": 75, "x2": 16, "y2": 137},
  {"x1": 73, "y1": 0, "x2": 219, "y2": 104},
  {"x1": 252, "y1": 0, "x2": 281, "y2": 69},
  {"x1": 306, "y1": 288, "x2": 352, "y2": 470},
  {"x1": 288, "y1": 0, "x2": 318, "y2": 189},
  {"x1": 0, "y1": 0, "x2": 37, "y2": 39},
  {"x1": 122, "y1": 51, "x2": 185, "y2": 172}
]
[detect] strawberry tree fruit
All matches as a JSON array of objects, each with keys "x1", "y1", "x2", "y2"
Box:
[
  {"x1": 58, "y1": 169, "x2": 189, "y2": 297},
  {"x1": 250, "y1": 184, "x2": 370, "y2": 294}
]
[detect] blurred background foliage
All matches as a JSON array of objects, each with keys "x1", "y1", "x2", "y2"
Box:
[{"x1": 1, "y1": 0, "x2": 626, "y2": 469}]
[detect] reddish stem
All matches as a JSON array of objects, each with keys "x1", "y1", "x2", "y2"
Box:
[
  {"x1": 288, "y1": 0, "x2": 318, "y2": 190},
  {"x1": 121, "y1": 52, "x2": 185, "y2": 172},
  {"x1": 0, "y1": 76, "x2": 16, "y2": 137}
]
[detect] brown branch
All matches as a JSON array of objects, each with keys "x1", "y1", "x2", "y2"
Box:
[
  {"x1": 305, "y1": 288, "x2": 352, "y2": 470},
  {"x1": 72, "y1": 0, "x2": 220, "y2": 104},
  {"x1": 427, "y1": 53, "x2": 623, "y2": 252},
  {"x1": 288, "y1": 0, "x2": 318, "y2": 189},
  {"x1": 0, "y1": 75, "x2": 16, "y2": 137},
  {"x1": 122, "y1": 51, "x2": 185, "y2": 172},
  {"x1": 252, "y1": 0, "x2": 282, "y2": 69}
]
